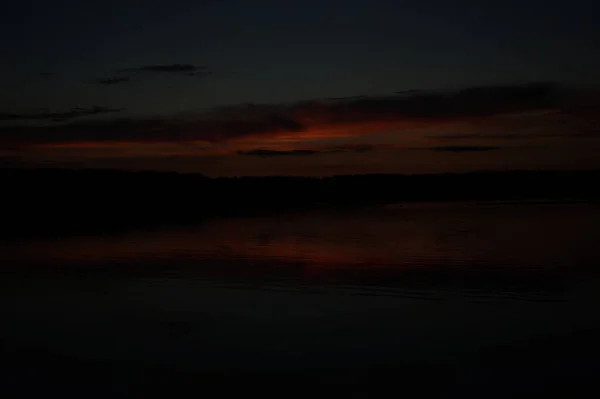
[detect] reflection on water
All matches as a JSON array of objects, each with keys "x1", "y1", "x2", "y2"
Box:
[
  {"x1": 2, "y1": 204, "x2": 600, "y2": 395},
  {"x1": 2, "y1": 203, "x2": 600, "y2": 301}
]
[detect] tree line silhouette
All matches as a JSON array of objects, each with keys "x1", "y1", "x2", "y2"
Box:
[{"x1": 2, "y1": 168, "x2": 600, "y2": 238}]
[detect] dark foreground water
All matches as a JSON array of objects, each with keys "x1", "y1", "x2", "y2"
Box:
[{"x1": 2, "y1": 203, "x2": 600, "y2": 397}]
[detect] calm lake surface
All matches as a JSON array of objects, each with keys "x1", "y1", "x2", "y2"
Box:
[{"x1": 2, "y1": 203, "x2": 600, "y2": 396}]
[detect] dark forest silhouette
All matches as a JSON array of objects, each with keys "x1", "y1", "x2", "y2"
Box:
[{"x1": 2, "y1": 168, "x2": 600, "y2": 238}]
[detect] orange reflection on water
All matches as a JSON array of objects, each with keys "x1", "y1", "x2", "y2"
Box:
[{"x1": 2, "y1": 205, "x2": 600, "y2": 278}]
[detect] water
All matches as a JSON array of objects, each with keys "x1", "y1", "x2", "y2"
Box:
[{"x1": 1, "y1": 203, "x2": 600, "y2": 396}]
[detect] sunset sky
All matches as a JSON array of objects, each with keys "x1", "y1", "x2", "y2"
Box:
[{"x1": 2, "y1": 0, "x2": 600, "y2": 176}]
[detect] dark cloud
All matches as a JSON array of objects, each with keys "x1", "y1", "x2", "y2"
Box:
[
  {"x1": 237, "y1": 149, "x2": 318, "y2": 157},
  {"x1": 431, "y1": 146, "x2": 502, "y2": 152},
  {"x1": 429, "y1": 131, "x2": 600, "y2": 141},
  {"x1": 328, "y1": 144, "x2": 375, "y2": 153},
  {"x1": 95, "y1": 76, "x2": 130, "y2": 85},
  {"x1": 0, "y1": 106, "x2": 123, "y2": 123},
  {"x1": 239, "y1": 144, "x2": 507, "y2": 157},
  {"x1": 285, "y1": 82, "x2": 561, "y2": 124},
  {"x1": 428, "y1": 133, "x2": 542, "y2": 141},
  {"x1": 0, "y1": 82, "x2": 594, "y2": 149},
  {"x1": 116, "y1": 64, "x2": 209, "y2": 76},
  {"x1": 429, "y1": 133, "x2": 486, "y2": 140},
  {"x1": 91, "y1": 64, "x2": 210, "y2": 86},
  {"x1": 214, "y1": 82, "x2": 563, "y2": 136},
  {"x1": 238, "y1": 144, "x2": 375, "y2": 157},
  {"x1": 264, "y1": 114, "x2": 305, "y2": 132},
  {"x1": 0, "y1": 113, "x2": 304, "y2": 148}
]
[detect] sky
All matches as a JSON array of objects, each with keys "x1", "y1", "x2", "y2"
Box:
[{"x1": 1, "y1": 0, "x2": 600, "y2": 176}]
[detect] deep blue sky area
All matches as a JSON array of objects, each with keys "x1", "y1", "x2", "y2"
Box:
[{"x1": 2, "y1": 0, "x2": 600, "y2": 114}]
